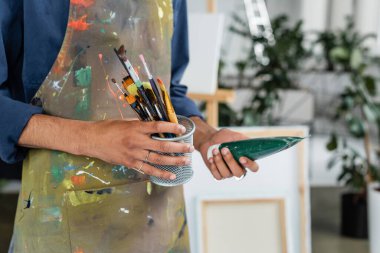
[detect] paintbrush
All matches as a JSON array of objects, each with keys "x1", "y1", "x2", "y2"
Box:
[
  {"x1": 114, "y1": 47, "x2": 158, "y2": 119},
  {"x1": 145, "y1": 88, "x2": 165, "y2": 120},
  {"x1": 139, "y1": 54, "x2": 169, "y2": 121},
  {"x1": 112, "y1": 78, "x2": 128, "y2": 96},
  {"x1": 134, "y1": 95, "x2": 151, "y2": 121},
  {"x1": 157, "y1": 78, "x2": 178, "y2": 124},
  {"x1": 122, "y1": 76, "x2": 138, "y2": 96},
  {"x1": 145, "y1": 88, "x2": 176, "y2": 138},
  {"x1": 112, "y1": 78, "x2": 148, "y2": 120},
  {"x1": 125, "y1": 95, "x2": 148, "y2": 121}
]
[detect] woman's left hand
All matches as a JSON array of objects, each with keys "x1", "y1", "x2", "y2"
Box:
[{"x1": 199, "y1": 129, "x2": 259, "y2": 180}]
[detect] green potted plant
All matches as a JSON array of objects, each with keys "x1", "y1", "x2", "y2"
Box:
[
  {"x1": 314, "y1": 16, "x2": 375, "y2": 72},
  {"x1": 224, "y1": 15, "x2": 310, "y2": 126},
  {"x1": 323, "y1": 16, "x2": 379, "y2": 239},
  {"x1": 300, "y1": 17, "x2": 376, "y2": 135},
  {"x1": 326, "y1": 60, "x2": 380, "y2": 238}
]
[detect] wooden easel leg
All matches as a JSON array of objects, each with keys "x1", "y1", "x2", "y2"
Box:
[
  {"x1": 207, "y1": 100, "x2": 219, "y2": 128},
  {"x1": 207, "y1": 0, "x2": 217, "y2": 13}
]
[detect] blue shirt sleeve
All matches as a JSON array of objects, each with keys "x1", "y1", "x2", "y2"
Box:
[
  {"x1": 0, "y1": 1, "x2": 43, "y2": 164},
  {"x1": 170, "y1": 0, "x2": 203, "y2": 119}
]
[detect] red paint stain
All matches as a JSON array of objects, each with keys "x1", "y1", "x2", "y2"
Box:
[
  {"x1": 71, "y1": 0, "x2": 94, "y2": 8},
  {"x1": 52, "y1": 64, "x2": 63, "y2": 75},
  {"x1": 73, "y1": 247, "x2": 85, "y2": 253},
  {"x1": 68, "y1": 15, "x2": 91, "y2": 31},
  {"x1": 71, "y1": 175, "x2": 86, "y2": 186}
]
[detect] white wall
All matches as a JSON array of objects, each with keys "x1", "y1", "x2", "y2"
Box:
[
  {"x1": 355, "y1": 0, "x2": 380, "y2": 51},
  {"x1": 329, "y1": 0, "x2": 354, "y2": 30},
  {"x1": 301, "y1": 0, "x2": 329, "y2": 32}
]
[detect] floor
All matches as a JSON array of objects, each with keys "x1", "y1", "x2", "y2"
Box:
[
  {"x1": 311, "y1": 187, "x2": 369, "y2": 253},
  {"x1": 0, "y1": 187, "x2": 370, "y2": 253}
]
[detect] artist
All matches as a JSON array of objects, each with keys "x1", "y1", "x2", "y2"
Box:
[{"x1": 1, "y1": 0, "x2": 258, "y2": 252}]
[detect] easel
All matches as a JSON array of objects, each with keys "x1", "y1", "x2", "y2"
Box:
[{"x1": 188, "y1": 0, "x2": 235, "y2": 128}]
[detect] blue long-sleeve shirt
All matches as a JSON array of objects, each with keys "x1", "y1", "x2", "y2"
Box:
[{"x1": 0, "y1": 0, "x2": 201, "y2": 165}]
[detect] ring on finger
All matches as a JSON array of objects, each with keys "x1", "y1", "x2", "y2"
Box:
[
  {"x1": 133, "y1": 162, "x2": 145, "y2": 175},
  {"x1": 145, "y1": 151, "x2": 151, "y2": 163},
  {"x1": 234, "y1": 169, "x2": 247, "y2": 181}
]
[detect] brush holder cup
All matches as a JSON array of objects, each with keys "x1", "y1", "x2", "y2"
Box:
[{"x1": 150, "y1": 116, "x2": 196, "y2": 187}]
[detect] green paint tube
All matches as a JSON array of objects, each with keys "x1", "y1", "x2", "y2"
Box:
[{"x1": 207, "y1": 136, "x2": 306, "y2": 161}]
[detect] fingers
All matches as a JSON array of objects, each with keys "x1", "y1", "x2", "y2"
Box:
[
  {"x1": 146, "y1": 140, "x2": 195, "y2": 154},
  {"x1": 220, "y1": 148, "x2": 246, "y2": 178},
  {"x1": 239, "y1": 157, "x2": 259, "y2": 172},
  {"x1": 142, "y1": 121, "x2": 186, "y2": 135},
  {"x1": 132, "y1": 160, "x2": 176, "y2": 180},
  {"x1": 208, "y1": 159, "x2": 223, "y2": 180},
  {"x1": 133, "y1": 149, "x2": 191, "y2": 166},
  {"x1": 211, "y1": 148, "x2": 233, "y2": 179},
  {"x1": 208, "y1": 148, "x2": 259, "y2": 181}
]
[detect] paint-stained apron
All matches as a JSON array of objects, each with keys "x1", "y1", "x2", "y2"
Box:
[{"x1": 12, "y1": 1, "x2": 190, "y2": 252}]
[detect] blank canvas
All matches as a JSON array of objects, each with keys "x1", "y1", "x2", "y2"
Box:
[
  {"x1": 202, "y1": 199, "x2": 286, "y2": 253},
  {"x1": 181, "y1": 13, "x2": 224, "y2": 94}
]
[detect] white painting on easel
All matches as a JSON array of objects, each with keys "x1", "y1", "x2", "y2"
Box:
[{"x1": 182, "y1": 13, "x2": 224, "y2": 94}]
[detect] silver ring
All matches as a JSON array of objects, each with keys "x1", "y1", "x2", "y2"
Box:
[
  {"x1": 145, "y1": 151, "x2": 151, "y2": 163},
  {"x1": 234, "y1": 170, "x2": 247, "y2": 181},
  {"x1": 133, "y1": 162, "x2": 145, "y2": 175}
]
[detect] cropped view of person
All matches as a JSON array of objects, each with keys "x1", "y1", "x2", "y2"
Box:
[{"x1": 0, "y1": 0, "x2": 258, "y2": 252}]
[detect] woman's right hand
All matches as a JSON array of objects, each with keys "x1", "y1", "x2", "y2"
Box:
[{"x1": 82, "y1": 120, "x2": 194, "y2": 180}]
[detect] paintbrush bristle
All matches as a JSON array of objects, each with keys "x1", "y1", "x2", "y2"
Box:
[
  {"x1": 126, "y1": 95, "x2": 136, "y2": 105},
  {"x1": 157, "y1": 78, "x2": 165, "y2": 88},
  {"x1": 117, "y1": 45, "x2": 127, "y2": 61}
]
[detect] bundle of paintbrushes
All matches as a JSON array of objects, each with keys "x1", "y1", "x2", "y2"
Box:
[{"x1": 112, "y1": 45, "x2": 178, "y2": 138}]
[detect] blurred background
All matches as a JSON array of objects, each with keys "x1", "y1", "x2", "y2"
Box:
[{"x1": 2, "y1": 0, "x2": 380, "y2": 253}]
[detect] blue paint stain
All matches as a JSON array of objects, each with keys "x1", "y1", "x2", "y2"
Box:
[
  {"x1": 40, "y1": 207, "x2": 62, "y2": 223},
  {"x1": 64, "y1": 165, "x2": 77, "y2": 171},
  {"x1": 51, "y1": 165, "x2": 65, "y2": 184}
]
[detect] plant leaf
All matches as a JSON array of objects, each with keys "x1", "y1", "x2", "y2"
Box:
[
  {"x1": 326, "y1": 133, "x2": 338, "y2": 151},
  {"x1": 347, "y1": 117, "x2": 365, "y2": 138},
  {"x1": 350, "y1": 49, "x2": 363, "y2": 70},
  {"x1": 330, "y1": 47, "x2": 349, "y2": 61},
  {"x1": 364, "y1": 75, "x2": 376, "y2": 95},
  {"x1": 327, "y1": 155, "x2": 340, "y2": 170},
  {"x1": 363, "y1": 104, "x2": 377, "y2": 122}
]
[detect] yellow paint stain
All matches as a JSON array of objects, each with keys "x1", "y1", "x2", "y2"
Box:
[
  {"x1": 67, "y1": 191, "x2": 104, "y2": 207},
  {"x1": 147, "y1": 182, "x2": 152, "y2": 195},
  {"x1": 158, "y1": 7, "x2": 164, "y2": 19},
  {"x1": 62, "y1": 179, "x2": 74, "y2": 190},
  {"x1": 83, "y1": 161, "x2": 95, "y2": 169}
]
